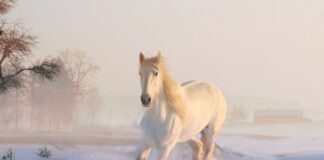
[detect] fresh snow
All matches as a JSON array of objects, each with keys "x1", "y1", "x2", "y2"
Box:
[{"x1": 1, "y1": 133, "x2": 323, "y2": 160}]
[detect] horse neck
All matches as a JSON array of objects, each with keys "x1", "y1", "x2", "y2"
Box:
[
  {"x1": 149, "y1": 73, "x2": 180, "y2": 117},
  {"x1": 156, "y1": 72, "x2": 186, "y2": 121}
]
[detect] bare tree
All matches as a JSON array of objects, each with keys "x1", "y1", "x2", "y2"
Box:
[
  {"x1": 0, "y1": 0, "x2": 15, "y2": 14},
  {"x1": 0, "y1": 1, "x2": 59, "y2": 93},
  {"x1": 29, "y1": 70, "x2": 76, "y2": 131},
  {"x1": 0, "y1": 0, "x2": 60, "y2": 131},
  {"x1": 28, "y1": 50, "x2": 98, "y2": 131},
  {"x1": 58, "y1": 49, "x2": 98, "y2": 97},
  {"x1": 85, "y1": 88, "x2": 104, "y2": 126}
]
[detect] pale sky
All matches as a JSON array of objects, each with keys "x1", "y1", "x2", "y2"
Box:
[{"x1": 7, "y1": 0, "x2": 324, "y2": 118}]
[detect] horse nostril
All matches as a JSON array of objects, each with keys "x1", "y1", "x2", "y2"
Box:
[{"x1": 148, "y1": 97, "x2": 151, "y2": 103}]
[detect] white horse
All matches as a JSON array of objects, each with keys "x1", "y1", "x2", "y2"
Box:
[{"x1": 136, "y1": 52, "x2": 227, "y2": 160}]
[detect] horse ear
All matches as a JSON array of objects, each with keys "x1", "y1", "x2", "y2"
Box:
[{"x1": 139, "y1": 52, "x2": 145, "y2": 63}]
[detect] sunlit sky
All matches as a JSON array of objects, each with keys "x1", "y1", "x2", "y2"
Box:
[{"x1": 7, "y1": 0, "x2": 324, "y2": 119}]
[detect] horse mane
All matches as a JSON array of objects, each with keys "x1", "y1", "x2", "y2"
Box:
[{"x1": 141, "y1": 55, "x2": 186, "y2": 120}]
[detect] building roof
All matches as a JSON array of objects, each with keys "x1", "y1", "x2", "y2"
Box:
[{"x1": 254, "y1": 109, "x2": 303, "y2": 116}]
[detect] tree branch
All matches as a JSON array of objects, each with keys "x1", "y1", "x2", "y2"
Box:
[
  {"x1": 0, "y1": 60, "x2": 60, "y2": 93},
  {"x1": 0, "y1": 0, "x2": 16, "y2": 14}
]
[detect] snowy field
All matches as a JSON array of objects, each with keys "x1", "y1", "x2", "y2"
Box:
[
  {"x1": 0, "y1": 131, "x2": 324, "y2": 160},
  {"x1": 0, "y1": 122, "x2": 323, "y2": 160}
]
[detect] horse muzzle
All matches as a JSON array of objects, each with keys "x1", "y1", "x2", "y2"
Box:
[{"x1": 141, "y1": 94, "x2": 151, "y2": 107}]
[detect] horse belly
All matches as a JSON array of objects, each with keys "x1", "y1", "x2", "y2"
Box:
[{"x1": 179, "y1": 102, "x2": 216, "y2": 141}]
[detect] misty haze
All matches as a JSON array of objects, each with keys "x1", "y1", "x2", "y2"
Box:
[{"x1": 0, "y1": 0, "x2": 324, "y2": 160}]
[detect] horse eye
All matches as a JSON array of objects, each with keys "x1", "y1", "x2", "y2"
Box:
[{"x1": 154, "y1": 71, "x2": 158, "y2": 76}]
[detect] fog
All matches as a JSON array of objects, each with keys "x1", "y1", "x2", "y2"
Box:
[
  {"x1": 0, "y1": 0, "x2": 322, "y2": 136},
  {"x1": 0, "y1": 1, "x2": 323, "y2": 159},
  {"x1": 5, "y1": 0, "x2": 323, "y2": 123}
]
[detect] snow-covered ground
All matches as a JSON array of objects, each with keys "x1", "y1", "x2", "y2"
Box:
[
  {"x1": 0, "y1": 133, "x2": 323, "y2": 160},
  {"x1": 1, "y1": 122, "x2": 323, "y2": 160}
]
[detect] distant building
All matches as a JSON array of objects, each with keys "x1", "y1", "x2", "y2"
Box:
[{"x1": 253, "y1": 109, "x2": 311, "y2": 124}]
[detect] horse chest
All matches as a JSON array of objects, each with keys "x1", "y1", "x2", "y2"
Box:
[{"x1": 140, "y1": 112, "x2": 180, "y2": 147}]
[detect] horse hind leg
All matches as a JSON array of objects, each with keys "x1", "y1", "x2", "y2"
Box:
[
  {"x1": 201, "y1": 127, "x2": 215, "y2": 160},
  {"x1": 188, "y1": 138, "x2": 204, "y2": 160},
  {"x1": 201, "y1": 124, "x2": 221, "y2": 160},
  {"x1": 203, "y1": 93, "x2": 227, "y2": 160}
]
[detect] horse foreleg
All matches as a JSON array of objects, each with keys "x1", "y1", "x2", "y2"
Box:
[
  {"x1": 135, "y1": 141, "x2": 151, "y2": 160},
  {"x1": 188, "y1": 138, "x2": 204, "y2": 160},
  {"x1": 140, "y1": 147, "x2": 151, "y2": 160},
  {"x1": 156, "y1": 142, "x2": 177, "y2": 160}
]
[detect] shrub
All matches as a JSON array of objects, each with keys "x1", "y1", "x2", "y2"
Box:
[
  {"x1": 2, "y1": 148, "x2": 14, "y2": 160},
  {"x1": 38, "y1": 146, "x2": 52, "y2": 158}
]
